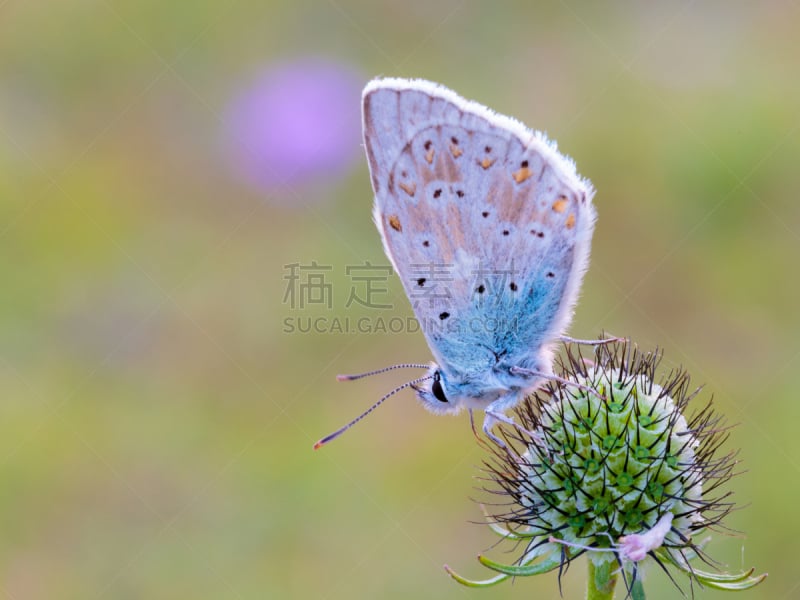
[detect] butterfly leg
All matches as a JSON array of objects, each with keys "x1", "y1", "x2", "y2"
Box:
[
  {"x1": 483, "y1": 408, "x2": 542, "y2": 448},
  {"x1": 468, "y1": 408, "x2": 483, "y2": 441},
  {"x1": 481, "y1": 412, "x2": 510, "y2": 450}
]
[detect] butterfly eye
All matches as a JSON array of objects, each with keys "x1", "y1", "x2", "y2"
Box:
[{"x1": 432, "y1": 371, "x2": 448, "y2": 403}]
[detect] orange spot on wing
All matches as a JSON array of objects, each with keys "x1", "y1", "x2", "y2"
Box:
[
  {"x1": 398, "y1": 182, "x2": 416, "y2": 197},
  {"x1": 512, "y1": 167, "x2": 532, "y2": 183},
  {"x1": 425, "y1": 149, "x2": 435, "y2": 164},
  {"x1": 480, "y1": 157, "x2": 495, "y2": 169},
  {"x1": 565, "y1": 213, "x2": 576, "y2": 229},
  {"x1": 552, "y1": 196, "x2": 568, "y2": 213},
  {"x1": 388, "y1": 215, "x2": 402, "y2": 232},
  {"x1": 450, "y1": 144, "x2": 463, "y2": 158}
]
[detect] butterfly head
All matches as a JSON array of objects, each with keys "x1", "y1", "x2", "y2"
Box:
[{"x1": 411, "y1": 365, "x2": 463, "y2": 415}]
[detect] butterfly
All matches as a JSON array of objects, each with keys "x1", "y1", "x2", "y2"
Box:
[{"x1": 315, "y1": 78, "x2": 599, "y2": 449}]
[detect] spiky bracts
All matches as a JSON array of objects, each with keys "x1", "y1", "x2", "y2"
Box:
[
  {"x1": 446, "y1": 340, "x2": 766, "y2": 598},
  {"x1": 501, "y1": 342, "x2": 730, "y2": 567}
]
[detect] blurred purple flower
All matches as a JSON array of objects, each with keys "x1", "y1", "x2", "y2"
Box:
[{"x1": 224, "y1": 58, "x2": 362, "y2": 196}]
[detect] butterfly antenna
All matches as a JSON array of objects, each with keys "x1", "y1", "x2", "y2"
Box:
[
  {"x1": 336, "y1": 363, "x2": 430, "y2": 381},
  {"x1": 314, "y1": 374, "x2": 433, "y2": 450}
]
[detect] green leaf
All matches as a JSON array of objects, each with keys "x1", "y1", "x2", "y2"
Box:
[
  {"x1": 657, "y1": 550, "x2": 767, "y2": 590},
  {"x1": 485, "y1": 520, "x2": 530, "y2": 539},
  {"x1": 696, "y1": 574, "x2": 768, "y2": 591},
  {"x1": 479, "y1": 504, "x2": 536, "y2": 540},
  {"x1": 693, "y1": 568, "x2": 758, "y2": 583},
  {"x1": 478, "y1": 552, "x2": 563, "y2": 577},
  {"x1": 631, "y1": 578, "x2": 646, "y2": 600},
  {"x1": 443, "y1": 565, "x2": 510, "y2": 588}
]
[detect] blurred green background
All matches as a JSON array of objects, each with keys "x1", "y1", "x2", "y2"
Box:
[{"x1": 1, "y1": 1, "x2": 798, "y2": 598}]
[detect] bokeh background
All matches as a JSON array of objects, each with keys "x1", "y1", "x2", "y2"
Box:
[{"x1": 1, "y1": 1, "x2": 798, "y2": 598}]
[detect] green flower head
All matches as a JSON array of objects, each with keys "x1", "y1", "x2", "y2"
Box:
[{"x1": 447, "y1": 340, "x2": 766, "y2": 598}]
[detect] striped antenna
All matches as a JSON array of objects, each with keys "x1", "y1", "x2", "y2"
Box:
[
  {"x1": 314, "y1": 374, "x2": 432, "y2": 450},
  {"x1": 336, "y1": 363, "x2": 429, "y2": 381}
]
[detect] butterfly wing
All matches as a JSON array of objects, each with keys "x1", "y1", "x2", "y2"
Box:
[{"x1": 363, "y1": 78, "x2": 595, "y2": 380}]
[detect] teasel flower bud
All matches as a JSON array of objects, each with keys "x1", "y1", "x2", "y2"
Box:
[{"x1": 446, "y1": 340, "x2": 766, "y2": 598}]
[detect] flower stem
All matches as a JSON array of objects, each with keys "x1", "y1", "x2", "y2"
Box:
[{"x1": 587, "y1": 560, "x2": 617, "y2": 600}]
